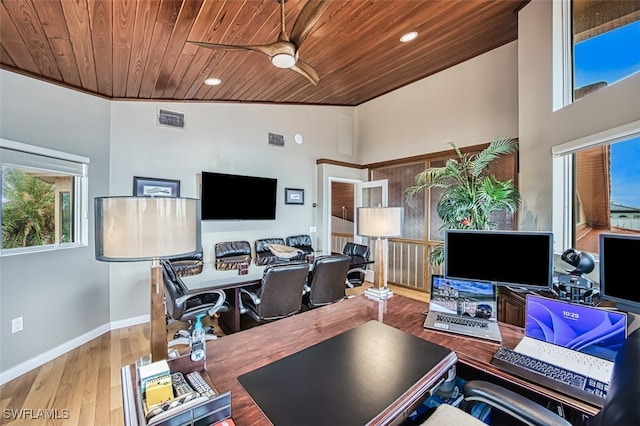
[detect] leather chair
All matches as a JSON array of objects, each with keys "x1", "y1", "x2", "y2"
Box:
[
  {"x1": 418, "y1": 327, "x2": 640, "y2": 426},
  {"x1": 160, "y1": 259, "x2": 228, "y2": 347},
  {"x1": 214, "y1": 240, "x2": 252, "y2": 270},
  {"x1": 239, "y1": 261, "x2": 309, "y2": 323},
  {"x1": 286, "y1": 234, "x2": 314, "y2": 260},
  {"x1": 163, "y1": 248, "x2": 204, "y2": 277},
  {"x1": 342, "y1": 242, "x2": 370, "y2": 287},
  {"x1": 254, "y1": 237, "x2": 286, "y2": 265},
  {"x1": 303, "y1": 255, "x2": 351, "y2": 308}
]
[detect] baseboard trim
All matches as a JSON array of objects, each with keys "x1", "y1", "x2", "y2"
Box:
[
  {"x1": 111, "y1": 314, "x2": 149, "y2": 331},
  {"x1": 0, "y1": 314, "x2": 150, "y2": 385}
]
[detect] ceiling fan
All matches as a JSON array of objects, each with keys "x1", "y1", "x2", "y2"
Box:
[{"x1": 188, "y1": 0, "x2": 329, "y2": 86}]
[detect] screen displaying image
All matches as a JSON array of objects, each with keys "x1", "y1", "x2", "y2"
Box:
[
  {"x1": 525, "y1": 295, "x2": 627, "y2": 361},
  {"x1": 430, "y1": 275, "x2": 498, "y2": 321}
]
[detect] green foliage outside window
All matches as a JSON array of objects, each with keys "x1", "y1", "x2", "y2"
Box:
[{"x1": 2, "y1": 168, "x2": 56, "y2": 249}]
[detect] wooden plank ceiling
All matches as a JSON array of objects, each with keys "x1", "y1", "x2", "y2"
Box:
[{"x1": 0, "y1": 0, "x2": 529, "y2": 106}]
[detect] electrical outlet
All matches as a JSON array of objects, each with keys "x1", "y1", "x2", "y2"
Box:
[{"x1": 12, "y1": 317, "x2": 23, "y2": 333}]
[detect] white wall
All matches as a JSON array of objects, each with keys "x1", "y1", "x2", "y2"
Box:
[
  {"x1": 518, "y1": 0, "x2": 640, "y2": 232},
  {"x1": 356, "y1": 42, "x2": 519, "y2": 164},
  {"x1": 108, "y1": 102, "x2": 357, "y2": 321},
  {"x1": 0, "y1": 70, "x2": 111, "y2": 374}
]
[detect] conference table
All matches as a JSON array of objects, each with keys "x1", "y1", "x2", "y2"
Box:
[
  {"x1": 199, "y1": 294, "x2": 600, "y2": 424},
  {"x1": 180, "y1": 255, "x2": 374, "y2": 335}
]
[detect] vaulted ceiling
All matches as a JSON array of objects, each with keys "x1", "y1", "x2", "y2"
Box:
[{"x1": 0, "y1": 0, "x2": 530, "y2": 106}]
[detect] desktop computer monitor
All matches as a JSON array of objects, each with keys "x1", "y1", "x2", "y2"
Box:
[
  {"x1": 599, "y1": 233, "x2": 640, "y2": 314},
  {"x1": 444, "y1": 229, "x2": 554, "y2": 291}
]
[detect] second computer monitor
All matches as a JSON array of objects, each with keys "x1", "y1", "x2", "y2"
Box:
[
  {"x1": 444, "y1": 229, "x2": 554, "y2": 291},
  {"x1": 599, "y1": 233, "x2": 640, "y2": 314}
]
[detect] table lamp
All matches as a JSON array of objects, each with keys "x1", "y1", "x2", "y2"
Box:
[
  {"x1": 357, "y1": 206, "x2": 403, "y2": 301},
  {"x1": 94, "y1": 196, "x2": 201, "y2": 361}
]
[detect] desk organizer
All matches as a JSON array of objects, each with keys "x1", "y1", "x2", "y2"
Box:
[{"x1": 123, "y1": 355, "x2": 231, "y2": 426}]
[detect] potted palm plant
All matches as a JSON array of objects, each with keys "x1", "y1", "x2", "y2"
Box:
[{"x1": 406, "y1": 137, "x2": 521, "y2": 266}]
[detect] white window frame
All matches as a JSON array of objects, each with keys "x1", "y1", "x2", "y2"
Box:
[
  {"x1": 552, "y1": 0, "x2": 573, "y2": 111},
  {"x1": 1, "y1": 138, "x2": 89, "y2": 256},
  {"x1": 552, "y1": 120, "x2": 640, "y2": 254}
]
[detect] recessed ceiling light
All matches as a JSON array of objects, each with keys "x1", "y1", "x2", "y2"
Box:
[
  {"x1": 400, "y1": 31, "x2": 418, "y2": 43},
  {"x1": 204, "y1": 77, "x2": 222, "y2": 86},
  {"x1": 294, "y1": 133, "x2": 304, "y2": 145}
]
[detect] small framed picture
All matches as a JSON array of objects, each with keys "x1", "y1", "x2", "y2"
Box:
[
  {"x1": 285, "y1": 188, "x2": 304, "y2": 205},
  {"x1": 133, "y1": 177, "x2": 180, "y2": 197}
]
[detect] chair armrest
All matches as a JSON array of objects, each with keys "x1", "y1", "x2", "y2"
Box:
[
  {"x1": 463, "y1": 380, "x2": 572, "y2": 426},
  {"x1": 175, "y1": 289, "x2": 227, "y2": 317},
  {"x1": 240, "y1": 287, "x2": 261, "y2": 305}
]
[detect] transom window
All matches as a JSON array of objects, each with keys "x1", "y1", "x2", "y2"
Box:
[
  {"x1": 1, "y1": 139, "x2": 89, "y2": 255},
  {"x1": 571, "y1": 0, "x2": 640, "y2": 101}
]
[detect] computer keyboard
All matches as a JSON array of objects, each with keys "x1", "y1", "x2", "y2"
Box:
[
  {"x1": 491, "y1": 347, "x2": 609, "y2": 407},
  {"x1": 435, "y1": 314, "x2": 488, "y2": 329},
  {"x1": 515, "y1": 337, "x2": 612, "y2": 383}
]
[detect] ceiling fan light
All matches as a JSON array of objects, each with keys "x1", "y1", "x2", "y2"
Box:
[{"x1": 271, "y1": 53, "x2": 296, "y2": 68}]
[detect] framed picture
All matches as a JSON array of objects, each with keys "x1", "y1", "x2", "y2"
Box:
[
  {"x1": 133, "y1": 176, "x2": 180, "y2": 197},
  {"x1": 285, "y1": 188, "x2": 304, "y2": 205}
]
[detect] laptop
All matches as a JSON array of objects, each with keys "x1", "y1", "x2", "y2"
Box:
[
  {"x1": 513, "y1": 295, "x2": 628, "y2": 384},
  {"x1": 423, "y1": 275, "x2": 502, "y2": 342}
]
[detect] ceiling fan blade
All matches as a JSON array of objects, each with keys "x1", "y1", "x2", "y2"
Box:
[
  {"x1": 189, "y1": 40, "x2": 297, "y2": 59},
  {"x1": 291, "y1": 59, "x2": 319, "y2": 86},
  {"x1": 187, "y1": 40, "x2": 272, "y2": 56},
  {"x1": 289, "y1": 0, "x2": 331, "y2": 49}
]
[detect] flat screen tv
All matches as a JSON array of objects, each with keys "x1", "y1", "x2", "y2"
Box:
[
  {"x1": 599, "y1": 233, "x2": 640, "y2": 314},
  {"x1": 444, "y1": 229, "x2": 554, "y2": 291},
  {"x1": 201, "y1": 171, "x2": 277, "y2": 220}
]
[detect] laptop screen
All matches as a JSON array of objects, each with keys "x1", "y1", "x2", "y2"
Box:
[
  {"x1": 525, "y1": 295, "x2": 627, "y2": 361},
  {"x1": 430, "y1": 275, "x2": 498, "y2": 321}
]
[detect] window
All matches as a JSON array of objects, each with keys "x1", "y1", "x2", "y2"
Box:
[
  {"x1": 571, "y1": 0, "x2": 640, "y2": 101},
  {"x1": 1, "y1": 139, "x2": 89, "y2": 255},
  {"x1": 553, "y1": 124, "x2": 640, "y2": 256}
]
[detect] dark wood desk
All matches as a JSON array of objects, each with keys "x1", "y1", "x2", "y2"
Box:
[{"x1": 204, "y1": 295, "x2": 600, "y2": 425}]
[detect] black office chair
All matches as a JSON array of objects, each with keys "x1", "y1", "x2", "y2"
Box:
[
  {"x1": 303, "y1": 255, "x2": 351, "y2": 308},
  {"x1": 342, "y1": 242, "x2": 370, "y2": 287},
  {"x1": 163, "y1": 248, "x2": 204, "y2": 277},
  {"x1": 286, "y1": 234, "x2": 315, "y2": 260},
  {"x1": 239, "y1": 261, "x2": 309, "y2": 324},
  {"x1": 418, "y1": 327, "x2": 640, "y2": 426},
  {"x1": 214, "y1": 240, "x2": 252, "y2": 270},
  {"x1": 254, "y1": 237, "x2": 287, "y2": 265},
  {"x1": 160, "y1": 259, "x2": 228, "y2": 348}
]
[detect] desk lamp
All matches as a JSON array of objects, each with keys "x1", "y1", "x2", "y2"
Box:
[
  {"x1": 357, "y1": 207, "x2": 403, "y2": 301},
  {"x1": 95, "y1": 196, "x2": 200, "y2": 361}
]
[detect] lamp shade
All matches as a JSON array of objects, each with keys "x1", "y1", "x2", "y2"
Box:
[
  {"x1": 357, "y1": 207, "x2": 403, "y2": 238},
  {"x1": 95, "y1": 196, "x2": 201, "y2": 261}
]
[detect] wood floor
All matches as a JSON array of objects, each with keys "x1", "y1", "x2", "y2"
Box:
[{"x1": 0, "y1": 284, "x2": 428, "y2": 425}]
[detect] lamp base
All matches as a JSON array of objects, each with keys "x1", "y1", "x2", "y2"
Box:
[{"x1": 365, "y1": 286, "x2": 394, "y2": 301}]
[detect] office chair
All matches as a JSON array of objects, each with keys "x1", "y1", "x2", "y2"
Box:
[
  {"x1": 160, "y1": 259, "x2": 228, "y2": 348},
  {"x1": 418, "y1": 327, "x2": 640, "y2": 426},
  {"x1": 214, "y1": 240, "x2": 252, "y2": 270},
  {"x1": 163, "y1": 248, "x2": 204, "y2": 277},
  {"x1": 303, "y1": 255, "x2": 351, "y2": 308},
  {"x1": 254, "y1": 237, "x2": 287, "y2": 265},
  {"x1": 342, "y1": 242, "x2": 370, "y2": 287},
  {"x1": 286, "y1": 234, "x2": 315, "y2": 260},
  {"x1": 239, "y1": 261, "x2": 309, "y2": 323}
]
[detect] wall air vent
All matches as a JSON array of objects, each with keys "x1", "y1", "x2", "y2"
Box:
[
  {"x1": 268, "y1": 132, "x2": 285, "y2": 147},
  {"x1": 157, "y1": 108, "x2": 185, "y2": 129}
]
